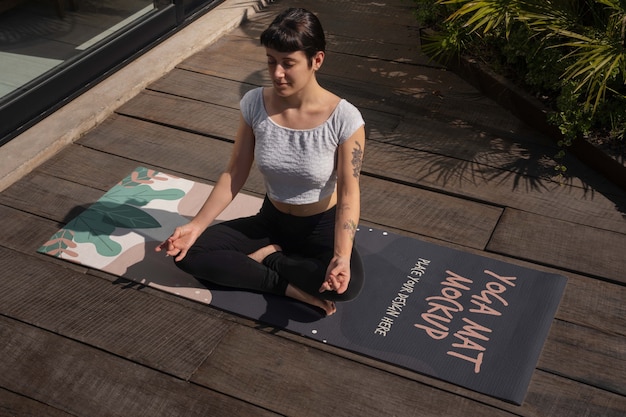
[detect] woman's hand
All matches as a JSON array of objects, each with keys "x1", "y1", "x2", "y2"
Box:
[
  {"x1": 155, "y1": 223, "x2": 202, "y2": 262},
  {"x1": 320, "y1": 255, "x2": 351, "y2": 294}
]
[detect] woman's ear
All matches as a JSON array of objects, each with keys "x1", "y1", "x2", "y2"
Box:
[{"x1": 312, "y1": 51, "x2": 325, "y2": 71}]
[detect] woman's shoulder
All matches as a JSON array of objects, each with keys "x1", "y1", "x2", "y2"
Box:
[
  {"x1": 240, "y1": 87, "x2": 266, "y2": 125},
  {"x1": 329, "y1": 97, "x2": 364, "y2": 143},
  {"x1": 334, "y1": 98, "x2": 363, "y2": 124},
  {"x1": 336, "y1": 98, "x2": 360, "y2": 114},
  {"x1": 241, "y1": 86, "x2": 264, "y2": 103}
]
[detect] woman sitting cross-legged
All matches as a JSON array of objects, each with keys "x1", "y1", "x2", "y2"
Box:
[{"x1": 156, "y1": 8, "x2": 365, "y2": 316}]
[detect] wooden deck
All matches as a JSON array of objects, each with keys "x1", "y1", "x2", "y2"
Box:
[{"x1": 1, "y1": 0, "x2": 625, "y2": 415}]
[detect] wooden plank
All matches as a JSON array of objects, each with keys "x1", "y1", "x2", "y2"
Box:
[
  {"x1": 388, "y1": 117, "x2": 559, "y2": 168},
  {"x1": 389, "y1": 111, "x2": 621, "y2": 198},
  {"x1": 234, "y1": 4, "x2": 424, "y2": 64},
  {"x1": 175, "y1": 28, "x2": 605, "y2": 207},
  {"x1": 539, "y1": 320, "x2": 626, "y2": 395},
  {"x1": 191, "y1": 325, "x2": 518, "y2": 417},
  {"x1": 3, "y1": 118, "x2": 620, "y2": 412},
  {"x1": 360, "y1": 175, "x2": 502, "y2": 249},
  {"x1": 182, "y1": 34, "x2": 474, "y2": 114},
  {"x1": 523, "y1": 372, "x2": 626, "y2": 416},
  {"x1": 75, "y1": 118, "x2": 236, "y2": 179},
  {"x1": 96, "y1": 111, "x2": 507, "y2": 251},
  {"x1": 261, "y1": 0, "x2": 421, "y2": 45},
  {"x1": 257, "y1": 321, "x2": 626, "y2": 417},
  {"x1": 116, "y1": 90, "x2": 240, "y2": 139},
  {"x1": 0, "y1": 388, "x2": 75, "y2": 417},
  {"x1": 227, "y1": 0, "x2": 423, "y2": 59},
  {"x1": 149, "y1": 65, "x2": 412, "y2": 136},
  {"x1": 363, "y1": 139, "x2": 626, "y2": 234},
  {"x1": 488, "y1": 208, "x2": 626, "y2": 284},
  {"x1": 361, "y1": 100, "x2": 624, "y2": 214},
  {"x1": 0, "y1": 203, "x2": 70, "y2": 254},
  {"x1": 247, "y1": 0, "x2": 418, "y2": 26},
  {"x1": 177, "y1": 33, "x2": 269, "y2": 84},
  {"x1": 0, "y1": 172, "x2": 103, "y2": 221},
  {"x1": 326, "y1": 32, "x2": 430, "y2": 65},
  {"x1": 38, "y1": 142, "x2": 161, "y2": 191},
  {"x1": 346, "y1": 84, "x2": 555, "y2": 164},
  {"x1": 191, "y1": 324, "x2": 626, "y2": 417},
  {"x1": 154, "y1": 63, "x2": 496, "y2": 146},
  {"x1": 185, "y1": 0, "x2": 622, "y2": 206},
  {"x1": 0, "y1": 246, "x2": 235, "y2": 381},
  {"x1": 365, "y1": 114, "x2": 557, "y2": 173},
  {"x1": 0, "y1": 203, "x2": 88, "y2": 275},
  {"x1": 182, "y1": 35, "x2": 435, "y2": 100},
  {"x1": 306, "y1": 0, "x2": 419, "y2": 21},
  {"x1": 180, "y1": 35, "x2": 455, "y2": 98},
  {"x1": 0, "y1": 316, "x2": 279, "y2": 417},
  {"x1": 557, "y1": 271, "x2": 626, "y2": 336},
  {"x1": 148, "y1": 68, "x2": 257, "y2": 108},
  {"x1": 75, "y1": 115, "x2": 267, "y2": 193},
  {"x1": 388, "y1": 94, "x2": 557, "y2": 150}
]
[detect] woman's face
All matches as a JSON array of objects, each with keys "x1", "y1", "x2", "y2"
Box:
[{"x1": 266, "y1": 48, "x2": 323, "y2": 97}]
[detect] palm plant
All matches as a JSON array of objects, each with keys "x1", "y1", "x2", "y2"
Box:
[
  {"x1": 552, "y1": 0, "x2": 626, "y2": 113},
  {"x1": 416, "y1": 0, "x2": 626, "y2": 156},
  {"x1": 434, "y1": 0, "x2": 626, "y2": 112}
]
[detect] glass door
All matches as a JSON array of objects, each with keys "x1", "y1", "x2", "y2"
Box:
[
  {"x1": 0, "y1": 0, "x2": 222, "y2": 145},
  {"x1": 0, "y1": 0, "x2": 161, "y2": 101}
]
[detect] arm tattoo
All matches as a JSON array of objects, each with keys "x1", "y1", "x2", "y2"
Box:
[
  {"x1": 343, "y1": 219, "x2": 358, "y2": 241},
  {"x1": 351, "y1": 141, "x2": 363, "y2": 178}
]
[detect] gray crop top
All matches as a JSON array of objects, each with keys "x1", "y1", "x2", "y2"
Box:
[{"x1": 240, "y1": 87, "x2": 365, "y2": 204}]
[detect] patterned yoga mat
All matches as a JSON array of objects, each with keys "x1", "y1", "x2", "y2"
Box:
[{"x1": 39, "y1": 167, "x2": 567, "y2": 405}]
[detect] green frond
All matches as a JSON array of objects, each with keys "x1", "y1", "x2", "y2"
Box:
[
  {"x1": 439, "y1": 0, "x2": 523, "y2": 38},
  {"x1": 595, "y1": 0, "x2": 624, "y2": 12},
  {"x1": 562, "y1": 41, "x2": 626, "y2": 111}
]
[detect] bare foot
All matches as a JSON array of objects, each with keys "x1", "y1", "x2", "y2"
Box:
[
  {"x1": 248, "y1": 244, "x2": 282, "y2": 263},
  {"x1": 285, "y1": 284, "x2": 337, "y2": 316}
]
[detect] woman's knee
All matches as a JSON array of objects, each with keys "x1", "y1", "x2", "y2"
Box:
[
  {"x1": 173, "y1": 254, "x2": 195, "y2": 275},
  {"x1": 345, "y1": 250, "x2": 365, "y2": 300},
  {"x1": 341, "y1": 272, "x2": 364, "y2": 301}
]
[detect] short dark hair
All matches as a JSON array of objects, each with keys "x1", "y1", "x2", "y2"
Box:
[{"x1": 260, "y1": 8, "x2": 326, "y2": 63}]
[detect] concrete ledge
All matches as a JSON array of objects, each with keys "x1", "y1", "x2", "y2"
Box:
[{"x1": 0, "y1": 0, "x2": 269, "y2": 192}]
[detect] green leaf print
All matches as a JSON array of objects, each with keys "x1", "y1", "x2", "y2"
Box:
[
  {"x1": 102, "y1": 184, "x2": 185, "y2": 207},
  {"x1": 56, "y1": 201, "x2": 163, "y2": 257},
  {"x1": 91, "y1": 201, "x2": 161, "y2": 229},
  {"x1": 37, "y1": 229, "x2": 78, "y2": 258},
  {"x1": 66, "y1": 209, "x2": 121, "y2": 257},
  {"x1": 39, "y1": 167, "x2": 186, "y2": 258}
]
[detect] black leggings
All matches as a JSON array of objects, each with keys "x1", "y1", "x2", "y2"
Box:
[{"x1": 174, "y1": 196, "x2": 364, "y2": 302}]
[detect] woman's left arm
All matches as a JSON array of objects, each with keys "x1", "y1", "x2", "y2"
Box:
[{"x1": 321, "y1": 125, "x2": 366, "y2": 294}]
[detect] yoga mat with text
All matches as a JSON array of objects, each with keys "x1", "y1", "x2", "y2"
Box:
[{"x1": 38, "y1": 167, "x2": 567, "y2": 404}]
